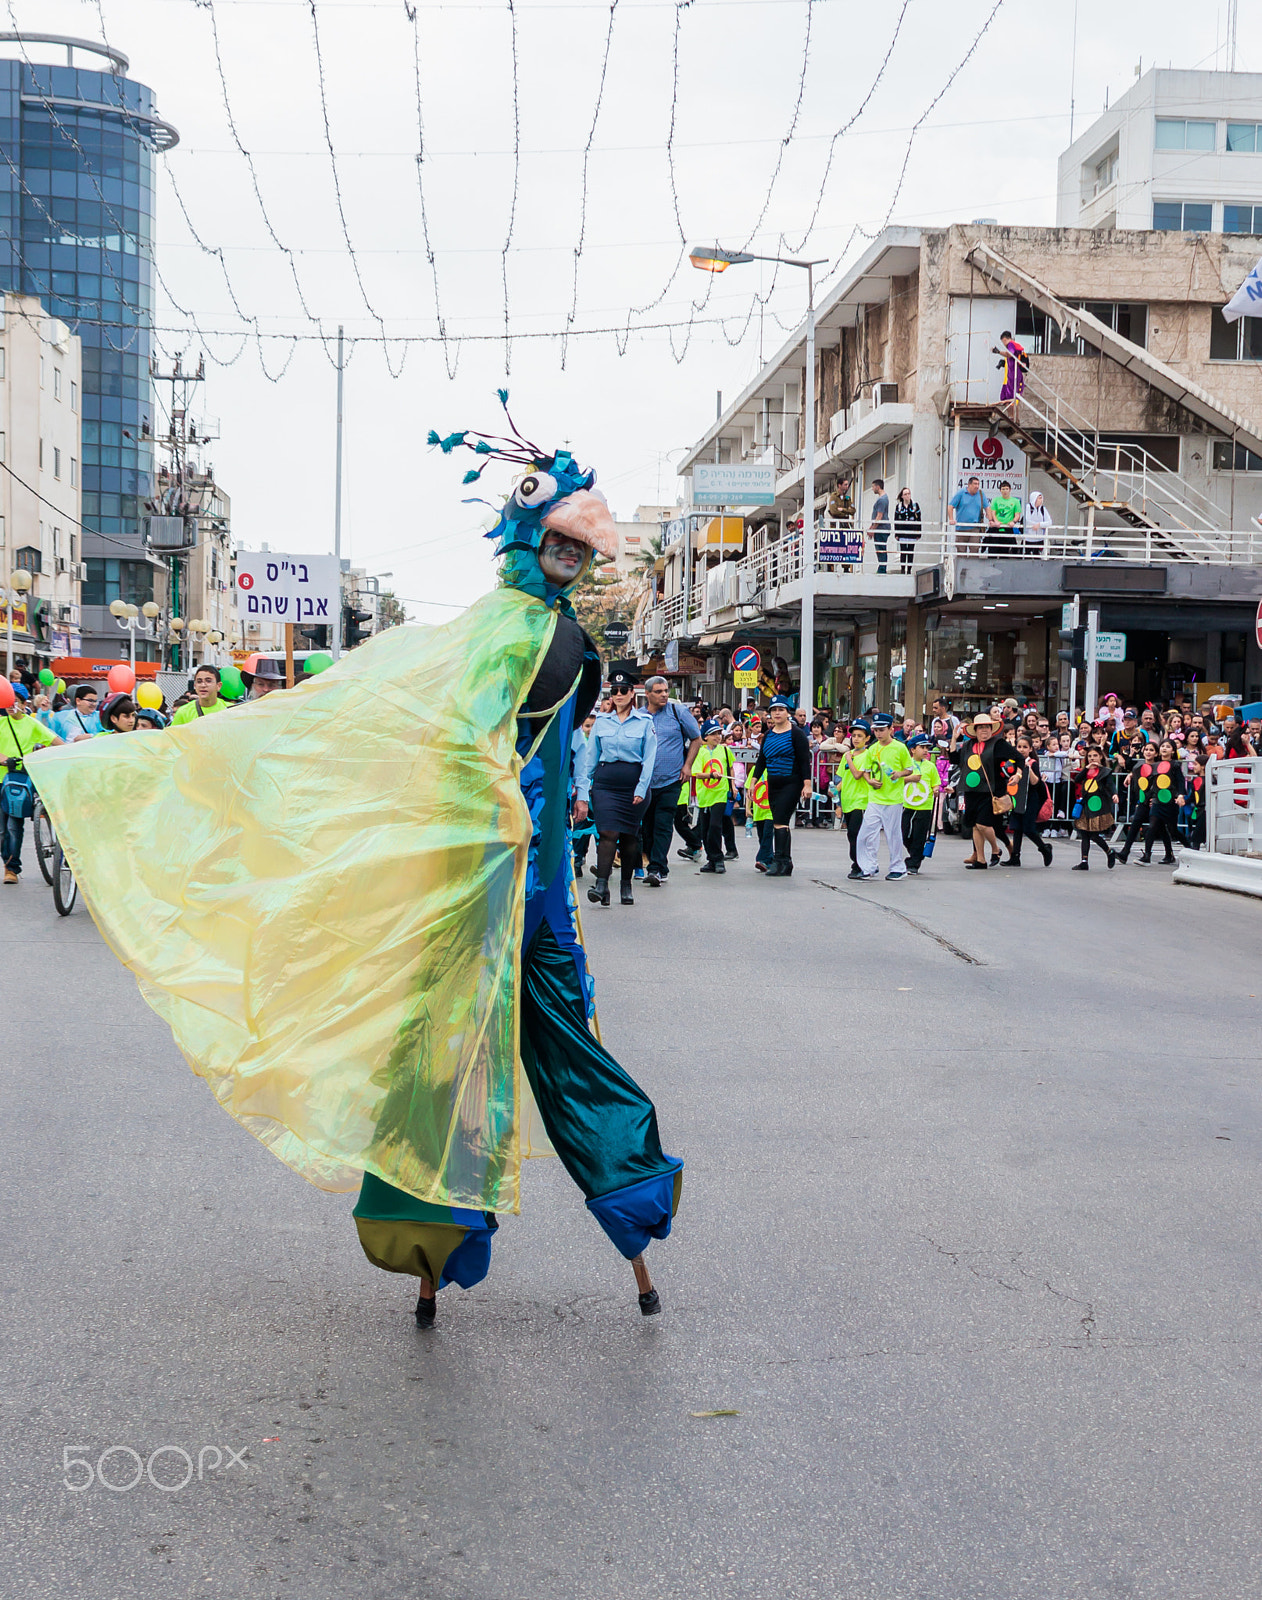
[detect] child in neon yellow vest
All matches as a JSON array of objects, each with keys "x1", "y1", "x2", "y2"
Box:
[
  {"x1": 901, "y1": 734, "x2": 941, "y2": 874},
  {"x1": 692, "y1": 722, "x2": 732, "y2": 875}
]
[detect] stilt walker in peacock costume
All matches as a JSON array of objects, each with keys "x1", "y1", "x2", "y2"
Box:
[{"x1": 30, "y1": 395, "x2": 683, "y2": 1329}]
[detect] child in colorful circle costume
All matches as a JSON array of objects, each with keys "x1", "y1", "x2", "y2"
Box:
[{"x1": 29, "y1": 394, "x2": 682, "y2": 1329}]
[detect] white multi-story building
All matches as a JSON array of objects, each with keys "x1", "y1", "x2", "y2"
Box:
[
  {"x1": 0, "y1": 293, "x2": 83, "y2": 663},
  {"x1": 1058, "y1": 68, "x2": 1262, "y2": 236}
]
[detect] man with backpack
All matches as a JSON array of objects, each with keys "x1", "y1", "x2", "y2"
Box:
[{"x1": 640, "y1": 674, "x2": 700, "y2": 887}]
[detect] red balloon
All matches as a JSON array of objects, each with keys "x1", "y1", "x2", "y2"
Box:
[
  {"x1": 0, "y1": 679, "x2": 13, "y2": 710},
  {"x1": 107, "y1": 664, "x2": 136, "y2": 694}
]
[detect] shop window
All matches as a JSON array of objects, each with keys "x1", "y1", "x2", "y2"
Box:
[
  {"x1": 1210, "y1": 314, "x2": 1262, "y2": 361},
  {"x1": 1155, "y1": 119, "x2": 1216, "y2": 151},
  {"x1": 1211, "y1": 441, "x2": 1262, "y2": 471}
]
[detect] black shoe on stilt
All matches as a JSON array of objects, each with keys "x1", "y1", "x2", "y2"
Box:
[
  {"x1": 638, "y1": 1289, "x2": 661, "y2": 1317},
  {"x1": 1071, "y1": 860, "x2": 1088, "y2": 871},
  {"x1": 620, "y1": 881, "x2": 634, "y2": 905},
  {"x1": 415, "y1": 1294, "x2": 437, "y2": 1329},
  {"x1": 573, "y1": 860, "x2": 584, "y2": 879},
  {"x1": 588, "y1": 876, "x2": 611, "y2": 906}
]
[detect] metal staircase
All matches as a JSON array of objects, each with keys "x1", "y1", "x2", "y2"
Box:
[{"x1": 954, "y1": 364, "x2": 1234, "y2": 561}]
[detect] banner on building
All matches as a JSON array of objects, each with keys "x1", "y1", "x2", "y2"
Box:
[
  {"x1": 692, "y1": 463, "x2": 776, "y2": 507},
  {"x1": 235, "y1": 550, "x2": 339, "y2": 625},
  {"x1": 818, "y1": 527, "x2": 864, "y2": 564},
  {"x1": 954, "y1": 434, "x2": 1027, "y2": 503}
]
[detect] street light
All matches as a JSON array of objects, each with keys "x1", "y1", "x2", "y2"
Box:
[
  {"x1": 690, "y1": 243, "x2": 827, "y2": 715},
  {"x1": 110, "y1": 596, "x2": 159, "y2": 670},
  {"x1": 4, "y1": 567, "x2": 32, "y2": 677}
]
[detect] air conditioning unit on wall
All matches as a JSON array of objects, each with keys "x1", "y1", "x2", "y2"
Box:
[{"x1": 873, "y1": 382, "x2": 899, "y2": 408}]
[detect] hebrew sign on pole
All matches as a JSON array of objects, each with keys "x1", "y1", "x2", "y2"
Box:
[{"x1": 235, "y1": 551, "x2": 340, "y2": 627}]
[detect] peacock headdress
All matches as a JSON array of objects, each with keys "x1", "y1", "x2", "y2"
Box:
[{"x1": 428, "y1": 391, "x2": 618, "y2": 561}]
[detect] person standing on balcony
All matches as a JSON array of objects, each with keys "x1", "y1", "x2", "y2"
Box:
[
  {"x1": 893, "y1": 487, "x2": 922, "y2": 574},
  {"x1": 1024, "y1": 491, "x2": 1054, "y2": 553},
  {"x1": 996, "y1": 330, "x2": 1027, "y2": 408},
  {"x1": 868, "y1": 479, "x2": 892, "y2": 574},
  {"x1": 988, "y1": 481, "x2": 1023, "y2": 556},
  {"x1": 948, "y1": 475, "x2": 991, "y2": 557}
]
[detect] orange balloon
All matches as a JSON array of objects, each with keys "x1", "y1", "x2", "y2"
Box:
[
  {"x1": 0, "y1": 679, "x2": 13, "y2": 710},
  {"x1": 106, "y1": 664, "x2": 136, "y2": 694}
]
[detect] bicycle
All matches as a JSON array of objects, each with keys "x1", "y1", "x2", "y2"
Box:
[
  {"x1": 51, "y1": 841, "x2": 78, "y2": 916},
  {"x1": 32, "y1": 795, "x2": 56, "y2": 886}
]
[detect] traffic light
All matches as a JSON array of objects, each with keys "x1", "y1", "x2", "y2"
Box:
[
  {"x1": 342, "y1": 605, "x2": 373, "y2": 650},
  {"x1": 296, "y1": 624, "x2": 330, "y2": 650},
  {"x1": 1057, "y1": 625, "x2": 1087, "y2": 671}
]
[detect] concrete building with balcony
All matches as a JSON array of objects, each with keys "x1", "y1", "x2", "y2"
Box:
[
  {"x1": 1057, "y1": 69, "x2": 1262, "y2": 236},
  {"x1": 0, "y1": 292, "x2": 83, "y2": 665},
  {"x1": 646, "y1": 221, "x2": 1262, "y2": 720}
]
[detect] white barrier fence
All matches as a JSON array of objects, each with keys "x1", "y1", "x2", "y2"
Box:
[{"x1": 1206, "y1": 757, "x2": 1262, "y2": 858}]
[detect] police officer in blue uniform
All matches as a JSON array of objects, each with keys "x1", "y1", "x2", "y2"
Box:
[{"x1": 573, "y1": 661, "x2": 657, "y2": 907}]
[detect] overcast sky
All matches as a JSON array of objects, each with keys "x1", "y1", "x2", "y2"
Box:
[{"x1": 15, "y1": 0, "x2": 1258, "y2": 615}]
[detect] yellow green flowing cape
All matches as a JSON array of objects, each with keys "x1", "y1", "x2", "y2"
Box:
[{"x1": 30, "y1": 588, "x2": 556, "y2": 1214}]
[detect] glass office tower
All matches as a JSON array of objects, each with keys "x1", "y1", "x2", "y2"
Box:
[{"x1": 0, "y1": 35, "x2": 177, "y2": 657}]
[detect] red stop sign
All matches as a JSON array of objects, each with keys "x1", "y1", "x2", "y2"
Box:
[{"x1": 1256, "y1": 597, "x2": 1262, "y2": 650}]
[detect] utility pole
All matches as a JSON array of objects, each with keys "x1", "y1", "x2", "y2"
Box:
[
  {"x1": 800, "y1": 263, "x2": 817, "y2": 716},
  {"x1": 332, "y1": 325, "x2": 345, "y2": 661},
  {"x1": 146, "y1": 354, "x2": 215, "y2": 671},
  {"x1": 1068, "y1": 593, "x2": 1080, "y2": 728},
  {"x1": 1084, "y1": 606, "x2": 1100, "y2": 720}
]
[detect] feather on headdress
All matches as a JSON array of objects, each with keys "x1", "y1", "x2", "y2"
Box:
[{"x1": 427, "y1": 392, "x2": 618, "y2": 559}]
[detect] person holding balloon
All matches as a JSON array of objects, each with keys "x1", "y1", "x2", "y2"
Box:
[
  {"x1": 171, "y1": 665, "x2": 230, "y2": 726},
  {"x1": 0, "y1": 677, "x2": 62, "y2": 883}
]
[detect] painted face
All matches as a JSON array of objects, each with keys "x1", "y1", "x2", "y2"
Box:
[{"x1": 537, "y1": 531, "x2": 588, "y2": 584}]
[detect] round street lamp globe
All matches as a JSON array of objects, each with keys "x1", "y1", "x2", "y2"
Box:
[
  {"x1": 142, "y1": 601, "x2": 161, "y2": 619},
  {"x1": 11, "y1": 569, "x2": 33, "y2": 593},
  {"x1": 109, "y1": 598, "x2": 128, "y2": 617}
]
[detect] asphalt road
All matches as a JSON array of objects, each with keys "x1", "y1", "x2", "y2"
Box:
[{"x1": 2, "y1": 822, "x2": 1260, "y2": 1600}]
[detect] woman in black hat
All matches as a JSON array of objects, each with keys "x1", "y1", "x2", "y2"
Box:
[{"x1": 572, "y1": 662, "x2": 657, "y2": 906}]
